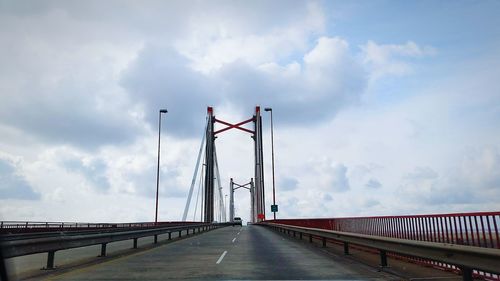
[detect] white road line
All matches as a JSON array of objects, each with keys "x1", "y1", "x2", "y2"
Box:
[
  {"x1": 232, "y1": 237, "x2": 236, "y2": 243},
  {"x1": 216, "y1": 250, "x2": 227, "y2": 264},
  {"x1": 237, "y1": 231, "x2": 241, "y2": 235}
]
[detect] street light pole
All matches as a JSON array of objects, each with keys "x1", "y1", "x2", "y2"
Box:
[
  {"x1": 264, "y1": 107, "x2": 277, "y2": 220},
  {"x1": 155, "y1": 109, "x2": 168, "y2": 225}
]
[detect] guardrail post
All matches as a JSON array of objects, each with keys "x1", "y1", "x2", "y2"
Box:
[
  {"x1": 380, "y1": 250, "x2": 388, "y2": 267},
  {"x1": 133, "y1": 238, "x2": 138, "y2": 249},
  {"x1": 46, "y1": 251, "x2": 55, "y2": 269},
  {"x1": 99, "y1": 243, "x2": 107, "y2": 257},
  {"x1": 309, "y1": 234, "x2": 313, "y2": 243},
  {"x1": 343, "y1": 242, "x2": 349, "y2": 255},
  {"x1": 299, "y1": 232, "x2": 303, "y2": 240},
  {"x1": 168, "y1": 232, "x2": 172, "y2": 240},
  {"x1": 322, "y1": 237, "x2": 326, "y2": 247},
  {"x1": 293, "y1": 231, "x2": 296, "y2": 237},
  {"x1": 179, "y1": 230, "x2": 182, "y2": 237},
  {"x1": 460, "y1": 267, "x2": 473, "y2": 281},
  {"x1": 154, "y1": 235, "x2": 158, "y2": 244}
]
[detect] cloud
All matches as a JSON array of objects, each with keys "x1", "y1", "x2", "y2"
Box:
[
  {"x1": 62, "y1": 156, "x2": 110, "y2": 191},
  {"x1": 361, "y1": 40, "x2": 436, "y2": 79},
  {"x1": 315, "y1": 160, "x2": 350, "y2": 192},
  {"x1": 365, "y1": 178, "x2": 382, "y2": 189},
  {"x1": 120, "y1": 45, "x2": 214, "y2": 138},
  {"x1": 0, "y1": 6, "x2": 146, "y2": 150},
  {"x1": 404, "y1": 166, "x2": 439, "y2": 180},
  {"x1": 0, "y1": 158, "x2": 40, "y2": 200},
  {"x1": 400, "y1": 147, "x2": 500, "y2": 206},
  {"x1": 279, "y1": 177, "x2": 299, "y2": 191},
  {"x1": 328, "y1": 163, "x2": 350, "y2": 192}
]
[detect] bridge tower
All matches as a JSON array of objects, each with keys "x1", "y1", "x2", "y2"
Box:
[
  {"x1": 204, "y1": 107, "x2": 215, "y2": 222},
  {"x1": 202, "y1": 106, "x2": 266, "y2": 223},
  {"x1": 229, "y1": 178, "x2": 255, "y2": 223}
]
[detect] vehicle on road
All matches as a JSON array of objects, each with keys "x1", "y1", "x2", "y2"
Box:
[{"x1": 233, "y1": 217, "x2": 242, "y2": 226}]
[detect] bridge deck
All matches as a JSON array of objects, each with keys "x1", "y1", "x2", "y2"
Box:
[{"x1": 36, "y1": 225, "x2": 396, "y2": 280}]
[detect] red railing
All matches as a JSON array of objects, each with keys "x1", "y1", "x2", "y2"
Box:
[
  {"x1": 268, "y1": 211, "x2": 500, "y2": 280},
  {"x1": 0, "y1": 221, "x2": 204, "y2": 234}
]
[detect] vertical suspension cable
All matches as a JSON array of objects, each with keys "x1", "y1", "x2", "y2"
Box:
[
  {"x1": 193, "y1": 157, "x2": 205, "y2": 221},
  {"x1": 214, "y1": 145, "x2": 225, "y2": 223}
]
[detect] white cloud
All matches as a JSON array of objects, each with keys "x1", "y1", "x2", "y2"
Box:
[
  {"x1": 361, "y1": 40, "x2": 436, "y2": 79},
  {"x1": 176, "y1": 2, "x2": 325, "y2": 74}
]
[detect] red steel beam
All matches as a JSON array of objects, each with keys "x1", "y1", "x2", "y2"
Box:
[{"x1": 214, "y1": 117, "x2": 255, "y2": 135}]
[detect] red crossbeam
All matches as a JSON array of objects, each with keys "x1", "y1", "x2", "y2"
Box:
[{"x1": 214, "y1": 117, "x2": 254, "y2": 135}]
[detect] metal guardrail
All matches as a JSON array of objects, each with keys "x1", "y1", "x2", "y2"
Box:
[
  {"x1": 268, "y1": 212, "x2": 500, "y2": 280},
  {"x1": 269, "y1": 212, "x2": 500, "y2": 248},
  {"x1": 0, "y1": 221, "x2": 202, "y2": 234},
  {"x1": 263, "y1": 222, "x2": 500, "y2": 281},
  {"x1": 1, "y1": 222, "x2": 233, "y2": 269}
]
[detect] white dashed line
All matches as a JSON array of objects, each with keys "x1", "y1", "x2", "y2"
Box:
[
  {"x1": 232, "y1": 237, "x2": 236, "y2": 243},
  {"x1": 216, "y1": 250, "x2": 227, "y2": 264}
]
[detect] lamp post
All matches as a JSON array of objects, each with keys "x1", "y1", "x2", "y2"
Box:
[
  {"x1": 264, "y1": 107, "x2": 277, "y2": 220},
  {"x1": 155, "y1": 109, "x2": 168, "y2": 225}
]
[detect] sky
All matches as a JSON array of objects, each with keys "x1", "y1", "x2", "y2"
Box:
[{"x1": 0, "y1": 0, "x2": 499, "y2": 223}]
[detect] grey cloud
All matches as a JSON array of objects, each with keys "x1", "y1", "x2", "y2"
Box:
[
  {"x1": 120, "y1": 45, "x2": 216, "y2": 138},
  {"x1": 400, "y1": 148, "x2": 500, "y2": 206},
  {"x1": 0, "y1": 75, "x2": 146, "y2": 150},
  {"x1": 365, "y1": 178, "x2": 382, "y2": 189},
  {"x1": 63, "y1": 157, "x2": 110, "y2": 191},
  {"x1": 363, "y1": 198, "x2": 380, "y2": 208},
  {"x1": 125, "y1": 164, "x2": 187, "y2": 199},
  {"x1": 0, "y1": 159, "x2": 40, "y2": 200},
  {"x1": 404, "y1": 166, "x2": 438, "y2": 180},
  {"x1": 279, "y1": 176, "x2": 298, "y2": 191},
  {"x1": 329, "y1": 163, "x2": 350, "y2": 192},
  {"x1": 323, "y1": 193, "x2": 333, "y2": 201}
]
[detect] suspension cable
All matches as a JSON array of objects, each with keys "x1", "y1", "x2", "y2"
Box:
[{"x1": 182, "y1": 118, "x2": 208, "y2": 221}]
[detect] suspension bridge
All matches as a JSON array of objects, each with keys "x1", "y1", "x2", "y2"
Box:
[{"x1": 1, "y1": 107, "x2": 499, "y2": 281}]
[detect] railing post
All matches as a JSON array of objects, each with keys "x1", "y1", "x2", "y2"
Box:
[
  {"x1": 322, "y1": 237, "x2": 326, "y2": 247},
  {"x1": 179, "y1": 230, "x2": 182, "y2": 237},
  {"x1": 46, "y1": 251, "x2": 55, "y2": 269},
  {"x1": 154, "y1": 235, "x2": 158, "y2": 244},
  {"x1": 99, "y1": 243, "x2": 107, "y2": 257},
  {"x1": 461, "y1": 267, "x2": 473, "y2": 281},
  {"x1": 309, "y1": 234, "x2": 313, "y2": 243},
  {"x1": 133, "y1": 238, "x2": 138, "y2": 249},
  {"x1": 380, "y1": 250, "x2": 388, "y2": 267},
  {"x1": 168, "y1": 232, "x2": 172, "y2": 240},
  {"x1": 343, "y1": 242, "x2": 349, "y2": 255},
  {"x1": 299, "y1": 232, "x2": 303, "y2": 240},
  {"x1": 293, "y1": 231, "x2": 296, "y2": 238}
]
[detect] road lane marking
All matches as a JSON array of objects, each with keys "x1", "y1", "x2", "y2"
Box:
[
  {"x1": 232, "y1": 237, "x2": 236, "y2": 243},
  {"x1": 216, "y1": 250, "x2": 228, "y2": 264}
]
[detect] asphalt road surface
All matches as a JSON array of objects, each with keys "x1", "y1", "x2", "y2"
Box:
[{"x1": 35, "y1": 225, "x2": 397, "y2": 280}]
